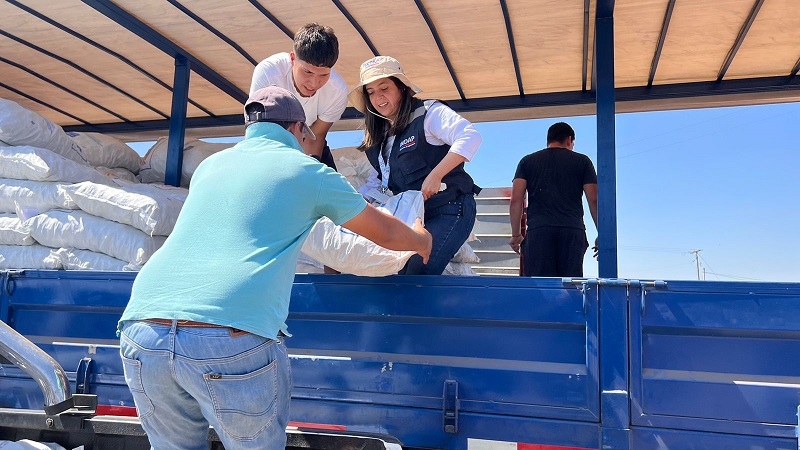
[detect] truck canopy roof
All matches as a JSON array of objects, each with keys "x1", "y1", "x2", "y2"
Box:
[{"x1": 1, "y1": 0, "x2": 798, "y2": 142}]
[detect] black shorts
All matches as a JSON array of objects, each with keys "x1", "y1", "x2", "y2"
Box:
[{"x1": 522, "y1": 226, "x2": 589, "y2": 277}]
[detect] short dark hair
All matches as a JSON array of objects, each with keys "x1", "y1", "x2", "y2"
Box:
[
  {"x1": 547, "y1": 122, "x2": 575, "y2": 145},
  {"x1": 293, "y1": 23, "x2": 338, "y2": 68}
]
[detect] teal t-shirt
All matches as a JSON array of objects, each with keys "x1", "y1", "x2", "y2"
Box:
[{"x1": 120, "y1": 123, "x2": 366, "y2": 339}]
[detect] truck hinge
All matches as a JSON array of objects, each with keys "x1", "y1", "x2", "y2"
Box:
[
  {"x1": 795, "y1": 405, "x2": 799, "y2": 449},
  {"x1": 75, "y1": 357, "x2": 94, "y2": 394},
  {"x1": 4, "y1": 270, "x2": 25, "y2": 296},
  {"x1": 562, "y1": 278, "x2": 595, "y2": 315},
  {"x1": 443, "y1": 379, "x2": 459, "y2": 434}
]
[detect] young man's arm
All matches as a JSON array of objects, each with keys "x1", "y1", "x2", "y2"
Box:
[
  {"x1": 508, "y1": 178, "x2": 527, "y2": 254},
  {"x1": 303, "y1": 119, "x2": 334, "y2": 158},
  {"x1": 341, "y1": 204, "x2": 432, "y2": 263}
]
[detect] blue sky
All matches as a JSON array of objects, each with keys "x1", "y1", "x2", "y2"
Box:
[{"x1": 131, "y1": 101, "x2": 800, "y2": 282}]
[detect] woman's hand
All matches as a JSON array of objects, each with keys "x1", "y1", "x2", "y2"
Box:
[{"x1": 420, "y1": 173, "x2": 444, "y2": 200}]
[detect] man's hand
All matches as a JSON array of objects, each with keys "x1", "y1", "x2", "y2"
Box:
[
  {"x1": 508, "y1": 235, "x2": 523, "y2": 254},
  {"x1": 412, "y1": 218, "x2": 432, "y2": 263},
  {"x1": 592, "y1": 237, "x2": 599, "y2": 259}
]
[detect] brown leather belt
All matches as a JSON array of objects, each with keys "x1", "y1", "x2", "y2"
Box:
[{"x1": 145, "y1": 318, "x2": 227, "y2": 328}]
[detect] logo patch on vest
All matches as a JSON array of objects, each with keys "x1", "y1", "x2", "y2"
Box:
[{"x1": 398, "y1": 136, "x2": 416, "y2": 152}]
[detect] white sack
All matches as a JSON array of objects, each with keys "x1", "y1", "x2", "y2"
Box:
[
  {"x1": 62, "y1": 180, "x2": 188, "y2": 236},
  {"x1": 0, "y1": 98, "x2": 89, "y2": 165},
  {"x1": 94, "y1": 166, "x2": 138, "y2": 183},
  {"x1": 0, "y1": 179, "x2": 76, "y2": 214},
  {"x1": 0, "y1": 244, "x2": 62, "y2": 270},
  {"x1": 332, "y1": 146, "x2": 373, "y2": 191},
  {"x1": 28, "y1": 210, "x2": 165, "y2": 265},
  {"x1": 66, "y1": 132, "x2": 141, "y2": 173},
  {"x1": 0, "y1": 145, "x2": 111, "y2": 185},
  {"x1": 0, "y1": 440, "x2": 74, "y2": 450},
  {"x1": 0, "y1": 213, "x2": 34, "y2": 245},
  {"x1": 451, "y1": 242, "x2": 480, "y2": 264},
  {"x1": 56, "y1": 248, "x2": 141, "y2": 271},
  {"x1": 138, "y1": 137, "x2": 230, "y2": 186},
  {"x1": 443, "y1": 262, "x2": 479, "y2": 276},
  {"x1": 295, "y1": 262, "x2": 324, "y2": 274},
  {"x1": 301, "y1": 190, "x2": 425, "y2": 276}
]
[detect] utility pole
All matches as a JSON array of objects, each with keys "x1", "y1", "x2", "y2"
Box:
[{"x1": 690, "y1": 249, "x2": 702, "y2": 280}]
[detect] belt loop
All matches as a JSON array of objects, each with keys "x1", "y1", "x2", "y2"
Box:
[{"x1": 170, "y1": 319, "x2": 178, "y2": 334}]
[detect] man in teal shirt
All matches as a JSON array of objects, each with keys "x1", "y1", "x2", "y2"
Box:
[{"x1": 118, "y1": 86, "x2": 431, "y2": 450}]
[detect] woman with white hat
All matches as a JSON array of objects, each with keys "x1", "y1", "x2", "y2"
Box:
[{"x1": 349, "y1": 56, "x2": 482, "y2": 275}]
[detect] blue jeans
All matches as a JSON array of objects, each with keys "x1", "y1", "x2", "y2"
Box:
[
  {"x1": 119, "y1": 320, "x2": 292, "y2": 450},
  {"x1": 401, "y1": 193, "x2": 477, "y2": 275}
]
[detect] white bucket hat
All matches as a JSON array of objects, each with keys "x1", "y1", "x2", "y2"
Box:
[{"x1": 348, "y1": 56, "x2": 423, "y2": 113}]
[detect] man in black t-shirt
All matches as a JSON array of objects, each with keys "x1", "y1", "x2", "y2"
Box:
[{"x1": 509, "y1": 122, "x2": 598, "y2": 277}]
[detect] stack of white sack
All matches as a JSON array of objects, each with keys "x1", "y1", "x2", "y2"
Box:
[
  {"x1": 66, "y1": 131, "x2": 142, "y2": 183},
  {"x1": 306, "y1": 147, "x2": 481, "y2": 276},
  {"x1": 1, "y1": 98, "x2": 145, "y2": 180},
  {"x1": 0, "y1": 98, "x2": 89, "y2": 165},
  {"x1": 138, "y1": 137, "x2": 231, "y2": 186},
  {"x1": 0, "y1": 145, "x2": 184, "y2": 271}
]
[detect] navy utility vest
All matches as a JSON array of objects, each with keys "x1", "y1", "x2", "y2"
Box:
[{"x1": 365, "y1": 99, "x2": 480, "y2": 210}]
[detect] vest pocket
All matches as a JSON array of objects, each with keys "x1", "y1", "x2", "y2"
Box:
[{"x1": 396, "y1": 151, "x2": 429, "y2": 187}]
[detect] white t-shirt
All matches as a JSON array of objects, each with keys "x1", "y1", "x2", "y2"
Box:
[{"x1": 249, "y1": 52, "x2": 349, "y2": 125}]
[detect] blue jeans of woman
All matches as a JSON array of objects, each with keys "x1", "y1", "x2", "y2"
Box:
[
  {"x1": 400, "y1": 193, "x2": 477, "y2": 275},
  {"x1": 119, "y1": 320, "x2": 292, "y2": 450}
]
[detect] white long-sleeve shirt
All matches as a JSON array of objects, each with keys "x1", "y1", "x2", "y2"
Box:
[{"x1": 358, "y1": 101, "x2": 481, "y2": 197}]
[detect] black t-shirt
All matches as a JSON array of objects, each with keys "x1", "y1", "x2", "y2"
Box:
[{"x1": 513, "y1": 147, "x2": 597, "y2": 230}]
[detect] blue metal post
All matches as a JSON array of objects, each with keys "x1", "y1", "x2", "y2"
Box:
[
  {"x1": 165, "y1": 56, "x2": 190, "y2": 187},
  {"x1": 595, "y1": 3, "x2": 618, "y2": 278}
]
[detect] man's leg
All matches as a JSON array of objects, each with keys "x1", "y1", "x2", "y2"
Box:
[
  {"x1": 523, "y1": 227, "x2": 559, "y2": 277},
  {"x1": 557, "y1": 228, "x2": 589, "y2": 277},
  {"x1": 172, "y1": 327, "x2": 292, "y2": 450},
  {"x1": 120, "y1": 321, "x2": 210, "y2": 450}
]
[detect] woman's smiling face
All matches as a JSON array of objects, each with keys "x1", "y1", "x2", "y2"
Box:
[{"x1": 365, "y1": 78, "x2": 404, "y2": 120}]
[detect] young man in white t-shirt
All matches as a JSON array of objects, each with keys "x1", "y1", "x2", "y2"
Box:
[{"x1": 250, "y1": 23, "x2": 348, "y2": 170}]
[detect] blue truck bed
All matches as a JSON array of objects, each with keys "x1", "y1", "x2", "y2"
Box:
[{"x1": 1, "y1": 270, "x2": 799, "y2": 449}]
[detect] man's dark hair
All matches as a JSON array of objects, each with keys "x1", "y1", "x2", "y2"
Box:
[
  {"x1": 293, "y1": 23, "x2": 338, "y2": 68},
  {"x1": 547, "y1": 122, "x2": 575, "y2": 145}
]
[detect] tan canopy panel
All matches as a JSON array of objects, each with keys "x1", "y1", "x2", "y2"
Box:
[{"x1": 1, "y1": 0, "x2": 798, "y2": 141}]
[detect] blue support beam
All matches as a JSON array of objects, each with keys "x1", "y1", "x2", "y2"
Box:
[
  {"x1": 594, "y1": 4, "x2": 618, "y2": 278},
  {"x1": 165, "y1": 56, "x2": 190, "y2": 187}
]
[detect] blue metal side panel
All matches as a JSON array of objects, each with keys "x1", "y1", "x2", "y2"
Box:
[
  {"x1": 2, "y1": 270, "x2": 134, "y2": 339},
  {"x1": 630, "y1": 280, "x2": 800, "y2": 439},
  {"x1": 287, "y1": 275, "x2": 600, "y2": 449},
  {"x1": 1, "y1": 271, "x2": 601, "y2": 449},
  {"x1": 630, "y1": 426, "x2": 797, "y2": 450},
  {"x1": 0, "y1": 270, "x2": 136, "y2": 411},
  {"x1": 598, "y1": 281, "x2": 630, "y2": 450}
]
